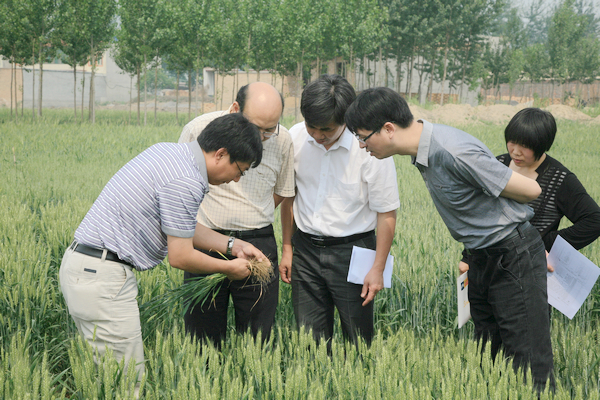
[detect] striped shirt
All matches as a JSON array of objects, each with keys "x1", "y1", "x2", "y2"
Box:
[
  {"x1": 498, "y1": 153, "x2": 600, "y2": 251},
  {"x1": 75, "y1": 141, "x2": 209, "y2": 271},
  {"x1": 179, "y1": 109, "x2": 295, "y2": 230}
]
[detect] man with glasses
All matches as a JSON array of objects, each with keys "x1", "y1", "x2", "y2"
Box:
[
  {"x1": 279, "y1": 75, "x2": 399, "y2": 348},
  {"x1": 344, "y1": 87, "x2": 554, "y2": 392},
  {"x1": 178, "y1": 82, "x2": 295, "y2": 347}
]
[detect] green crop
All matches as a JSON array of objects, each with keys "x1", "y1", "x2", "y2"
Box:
[{"x1": 1, "y1": 109, "x2": 599, "y2": 398}]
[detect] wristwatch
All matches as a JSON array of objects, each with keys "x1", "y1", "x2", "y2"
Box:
[{"x1": 226, "y1": 236, "x2": 235, "y2": 257}]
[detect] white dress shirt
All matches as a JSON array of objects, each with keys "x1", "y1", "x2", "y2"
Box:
[{"x1": 289, "y1": 122, "x2": 400, "y2": 237}]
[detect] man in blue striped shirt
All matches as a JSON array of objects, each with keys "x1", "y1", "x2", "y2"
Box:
[{"x1": 59, "y1": 113, "x2": 266, "y2": 395}]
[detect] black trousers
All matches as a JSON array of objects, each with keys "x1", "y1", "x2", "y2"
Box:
[
  {"x1": 183, "y1": 226, "x2": 279, "y2": 347},
  {"x1": 291, "y1": 229, "x2": 376, "y2": 347},
  {"x1": 467, "y1": 222, "x2": 554, "y2": 391}
]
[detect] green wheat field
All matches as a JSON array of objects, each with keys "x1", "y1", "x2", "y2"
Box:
[{"x1": 1, "y1": 109, "x2": 599, "y2": 399}]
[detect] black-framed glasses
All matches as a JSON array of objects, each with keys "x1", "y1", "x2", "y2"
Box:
[
  {"x1": 262, "y1": 123, "x2": 280, "y2": 139},
  {"x1": 353, "y1": 129, "x2": 379, "y2": 144},
  {"x1": 235, "y1": 161, "x2": 246, "y2": 177}
]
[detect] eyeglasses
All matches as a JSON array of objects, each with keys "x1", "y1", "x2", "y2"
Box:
[
  {"x1": 261, "y1": 123, "x2": 280, "y2": 139},
  {"x1": 353, "y1": 129, "x2": 379, "y2": 144},
  {"x1": 235, "y1": 161, "x2": 246, "y2": 177}
]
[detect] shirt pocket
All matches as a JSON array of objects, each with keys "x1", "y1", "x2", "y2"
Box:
[{"x1": 330, "y1": 181, "x2": 364, "y2": 214}]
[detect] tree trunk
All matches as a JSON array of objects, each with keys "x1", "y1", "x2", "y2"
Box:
[
  {"x1": 143, "y1": 54, "x2": 147, "y2": 126},
  {"x1": 81, "y1": 65, "x2": 85, "y2": 123},
  {"x1": 154, "y1": 62, "x2": 158, "y2": 124},
  {"x1": 220, "y1": 71, "x2": 225, "y2": 110},
  {"x1": 188, "y1": 69, "x2": 192, "y2": 121},
  {"x1": 385, "y1": 52, "x2": 389, "y2": 88},
  {"x1": 427, "y1": 52, "x2": 436, "y2": 103},
  {"x1": 129, "y1": 75, "x2": 132, "y2": 125},
  {"x1": 379, "y1": 46, "x2": 383, "y2": 87},
  {"x1": 405, "y1": 50, "x2": 412, "y2": 96},
  {"x1": 440, "y1": 34, "x2": 450, "y2": 106},
  {"x1": 10, "y1": 61, "x2": 14, "y2": 118},
  {"x1": 417, "y1": 55, "x2": 425, "y2": 104},
  {"x1": 195, "y1": 67, "x2": 199, "y2": 117},
  {"x1": 32, "y1": 41, "x2": 36, "y2": 119},
  {"x1": 137, "y1": 66, "x2": 141, "y2": 125},
  {"x1": 175, "y1": 70, "x2": 180, "y2": 124},
  {"x1": 21, "y1": 65, "x2": 24, "y2": 117},
  {"x1": 73, "y1": 66, "x2": 77, "y2": 120},
  {"x1": 89, "y1": 41, "x2": 96, "y2": 124},
  {"x1": 38, "y1": 40, "x2": 43, "y2": 117}
]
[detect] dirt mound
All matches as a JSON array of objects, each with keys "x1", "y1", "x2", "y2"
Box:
[
  {"x1": 543, "y1": 104, "x2": 592, "y2": 121},
  {"x1": 429, "y1": 104, "x2": 476, "y2": 124},
  {"x1": 472, "y1": 104, "x2": 523, "y2": 125},
  {"x1": 409, "y1": 104, "x2": 434, "y2": 121}
]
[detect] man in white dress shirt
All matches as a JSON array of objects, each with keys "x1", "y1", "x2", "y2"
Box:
[{"x1": 279, "y1": 75, "x2": 399, "y2": 347}]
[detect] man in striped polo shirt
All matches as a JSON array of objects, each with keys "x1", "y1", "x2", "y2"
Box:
[
  {"x1": 178, "y1": 82, "x2": 294, "y2": 347},
  {"x1": 59, "y1": 113, "x2": 266, "y2": 392}
]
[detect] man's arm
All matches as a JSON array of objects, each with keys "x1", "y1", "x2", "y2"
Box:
[
  {"x1": 500, "y1": 170, "x2": 541, "y2": 203},
  {"x1": 274, "y1": 194, "x2": 286, "y2": 209},
  {"x1": 279, "y1": 196, "x2": 295, "y2": 283},
  {"x1": 167, "y1": 235, "x2": 251, "y2": 280},
  {"x1": 192, "y1": 223, "x2": 267, "y2": 261},
  {"x1": 361, "y1": 210, "x2": 397, "y2": 306}
]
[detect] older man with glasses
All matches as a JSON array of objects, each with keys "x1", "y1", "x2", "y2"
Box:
[{"x1": 178, "y1": 81, "x2": 295, "y2": 347}]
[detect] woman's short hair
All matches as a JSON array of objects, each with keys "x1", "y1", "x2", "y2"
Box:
[{"x1": 505, "y1": 108, "x2": 556, "y2": 160}]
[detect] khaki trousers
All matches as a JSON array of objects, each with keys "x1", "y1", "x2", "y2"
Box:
[{"x1": 59, "y1": 246, "x2": 145, "y2": 387}]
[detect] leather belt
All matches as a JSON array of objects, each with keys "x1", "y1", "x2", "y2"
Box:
[
  {"x1": 300, "y1": 230, "x2": 375, "y2": 248},
  {"x1": 466, "y1": 222, "x2": 530, "y2": 256},
  {"x1": 215, "y1": 224, "x2": 274, "y2": 240},
  {"x1": 70, "y1": 241, "x2": 135, "y2": 269}
]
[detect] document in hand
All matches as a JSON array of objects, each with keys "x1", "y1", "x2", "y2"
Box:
[
  {"x1": 457, "y1": 271, "x2": 471, "y2": 328},
  {"x1": 547, "y1": 235, "x2": 600, "y2": 319},
  {"x1": 346, "y1": 246, "x2": 393, "y2": 288}
]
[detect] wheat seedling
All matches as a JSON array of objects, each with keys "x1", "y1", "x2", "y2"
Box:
[{"x1": 140, "y1": 256, "x2": 273, "y2": 332}]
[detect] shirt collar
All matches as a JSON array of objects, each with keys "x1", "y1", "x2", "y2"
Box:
[
  {"x1": 412, "y1": 119, "x2": 432, "y2": 167},
  {"x1": 187, "y1": 141, "x2": 210, "y2": 192},
  {"x1": 307, "y1": 126, "x2": 353, "y2": 152}
]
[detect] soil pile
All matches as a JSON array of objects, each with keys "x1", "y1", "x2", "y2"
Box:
[{"x1": 544, "y1": 104, "x2": 592, "y2": 121}]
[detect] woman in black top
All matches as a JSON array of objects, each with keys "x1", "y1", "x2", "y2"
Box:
[{"x1": 459, "y1": 108, "x2": 600, "y2": 274}]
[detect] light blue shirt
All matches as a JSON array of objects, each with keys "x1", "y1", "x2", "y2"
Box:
[{"x1": 412, "y1": 120, "x2": 534, "y2": 249}]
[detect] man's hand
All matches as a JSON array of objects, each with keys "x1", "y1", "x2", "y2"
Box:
[
  {"x1": 459, "y1": 261, "x2": 469, "y2": 274},
  {"x1": 232, "y1": 239, "x2": 267, "y2": 262},
  {"x1": 361, "y1": 268, "x2": 384, "y2": 306},
  {"x1": 546, "y1": 250, "x2": 554, "y2": 273},
  {"x1": 279, "y1": 245, "x2": 293, "y2": 284},
  {"x1": 225, "y1": 258, "x2": 252, "y2": 280}
]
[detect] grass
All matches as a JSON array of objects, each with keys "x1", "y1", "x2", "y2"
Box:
[{"x1": 1, "y1": 108, "x2": 599, "y2": 398}]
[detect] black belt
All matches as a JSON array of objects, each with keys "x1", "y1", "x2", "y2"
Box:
[
  {"x1": 466, "y1": 222, "x2": 530, "y2": 256},
  {"x1": 70, "y1": 241, "x2": 135, "y2": 269},
  {"x1": 300, "y1": 230, "x2": 374, "y2": 248},
  {"x1": 215, "y1": 224, "x2": 274, "y2": 240}
]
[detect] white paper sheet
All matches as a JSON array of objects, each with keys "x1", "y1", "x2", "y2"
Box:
[
  {"x1": 547, "y1": 235, "x2": 600, "y2": 319},
  {"x1": 347, "y1": 246, "x2": 393, "y2": 288},
  {"x1": 457, "y1": 271, "x2": 471, "y2": 328}
]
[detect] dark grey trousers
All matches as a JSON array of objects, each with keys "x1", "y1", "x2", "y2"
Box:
[
  {"x1": 467, "y1": 222, "x2": 555, "y2": 391},
  {"x1": 291, "y1": 230, "x2": 377, "y2": 347},
  {"x1": 183, "y1": 231, "x2": 279, "y2": 347}
]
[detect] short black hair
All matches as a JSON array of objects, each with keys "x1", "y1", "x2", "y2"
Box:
[
  {"x1": 345, "y1": 87, "x2": 413, "y2": 134},
  {"x1": 505, "y1": 108, "x2": 556, "y2": 160},
  {"x1": 236, "y1": 83, "x2": 285, "y2": 113},
  {"x1": 197, "y1": 113, "x2": 263, "y2": 168},
  {"x1": 300, "y1": 74, "x2": 356, "y2": 126}
]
